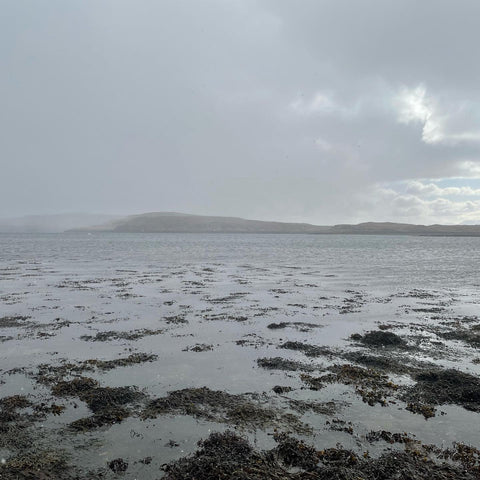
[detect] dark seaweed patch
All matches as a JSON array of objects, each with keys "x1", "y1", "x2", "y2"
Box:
[
  {"x1": 2, "y1": 449, "x2": 73, "y2": 479},
  {"x1": 164, "y1": 315, "x2": 189, "y2": 324},
  {"x1": 142, "y1": 387, "x2": 307, "y2": 432},
  {"x1": 315, "y1": 364, "x2": 399, "y2": 406},
  {"x1": 162, "y1": 430, "x2": 479, "y2": 480},
  {"x1": 35, "y1": 353, "x2": 158, "y2": 383},
  {"x1": 80, "y1": 328, "x2": 163, "y2": 341},
  {"x1": 366, "y1": 430, "x2": 417, "y2": 445},
  {"x1": 257, "y1": 357, "x2": 317, "y2": 372},
  {"x1": 403, "y1": 369, "x2": 480, "y2": 413},
  {"x1": 0, "y1": 315, "x2": 31, "y2": 328},
  {"x1": 51, "y1": 377, "x2": 145, "y2": 431},
  {"x1": 272, "y1": 385, "x2": 293, "y2": 394},
  {"x1": 355, "y1": 330, "x2": 408, "y2": 348},
  {"x1": 267, "y1": 322, "x2": 323, "y2": 331},
  {"x1": 182, "y1": 343, "x2": 214, "y2": 352},
  {"x1": 438, "y1": 330, "x2": 480, "y2": 348},
  {"x1": 108, "y1": 458, "x2": 128, "y2": 473},
  {"x1": 280, "y1": 341, "x2": 334, "y2": 357}
]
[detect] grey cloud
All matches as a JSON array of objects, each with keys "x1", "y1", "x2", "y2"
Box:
[{"x1": 1, "y1": 0, "x2": 479, "y2": 223}]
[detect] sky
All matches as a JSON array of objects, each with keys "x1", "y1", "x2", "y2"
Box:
[{"x1": 1, "y1": 0, "x2": 480, "y2": 225}]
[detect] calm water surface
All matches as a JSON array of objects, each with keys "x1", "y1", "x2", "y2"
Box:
[{"x1": 2, "y1": 232, "x2": 480, "y2": 289}]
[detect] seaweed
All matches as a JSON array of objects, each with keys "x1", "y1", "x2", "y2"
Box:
[
  {"x1": 2, "y1": 449, "x2": 72, "y2": 480},
  {"x1": 0, "y1": 315, "x2": 32, "y2": 328},
  {"x1": 80, "y1": 328, "x2": 163, "y2": 341},
  {"x1": 34, "y1": 353, "x2": 158, "y2": 383},
  {"x1": 300, "y1": 373, "x2": 325, "y2": 391},
  {"x1": 316, "y1": 364, "x2": 399, "y2": 406},
  {"x1": 279, "y1": 341, "x2": 334, "y2": 358},
  {"x1": 438, "y1": 330, "x2": 480, "y2": 348},
  {"x1": 257, "y1": 357, "x2": 317, "y2": 372},
  {"x1": 69, "y1": 406, "x2": 130, "y2": 431},
  {"x1": 108, "y1": 458, "x2": 128, "y2": 473},
  {"x1": 354, "y1": 330, "x2": 408, "y2": 349},
  {"x1": 51, "y1": 377, "x2": 145, "y2": 431},
  {"x1": 0, "y1": 395, "x2": 34, "y2": 451},
  {"x1": 182, "y1": 343, "x2": 214, "y2": 352},
  {"x1": 366, "y1": 430, "x2": 417, "y2": 445},
  {"x1": 272, "y1": 385, "x2": 293, "y2": 394},
  {"x1": 141, "y1": 386, "x2": 307, "y2": 432},
  {"x1": 341, "y1": 351, "x2": 429, "y2": 375},
  {"x1": 162, "y1": 431, "x2": 479, "y2": 480},
  {"x1": 403, "y1": 368, "x2": 480, "y2": 413},
  {"x1": 267, "y1": 322, "x2": 323, "y2": 332}
]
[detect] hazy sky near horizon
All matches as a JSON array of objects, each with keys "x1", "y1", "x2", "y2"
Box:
[{"x1": 2, "y1": 0, "x2": 480, "y2": 224}]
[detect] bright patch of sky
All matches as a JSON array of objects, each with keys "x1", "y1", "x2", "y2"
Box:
[{"x1": 385, "y1": 178, "x2": 480, "y2": 197}]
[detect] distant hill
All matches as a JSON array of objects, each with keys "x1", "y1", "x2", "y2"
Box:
[
  {"x1": 3, "y1": 212, "x2": 480, "y2": 236},
  {"x1": 70, "y1": 212, "x2": 331, "y2": 234},
  {"x1": 331, "y1": 222, "x2": 480, "y2": 236},
  {"x1": 0, "y1": 213, "x2": 120, "y2": 233},
  {"x1": 69, "y1": 213, "x2": 480, "y2": 236}
]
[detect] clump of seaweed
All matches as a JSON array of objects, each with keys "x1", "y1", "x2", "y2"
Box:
[
  {"x1": 108, "y1": 458, "x2": 129, "y2": 473},
  {"x1": 268, "y1": 322, "x2": 323, "y2": 332},
  {"x1": 91, "y1": 353, "x2": 158, "y2": 370},
  {"x1": 3, "y1": 449, "x2": 72, "y2": 479},
  {"x1": 326, "y1": 418, "x2": 354, "y2": 435},
  {"x1": 366, "y1": 430, "x2": 417, "y2": 445},
  {"x1": 162, "y1": 430, "x2": 480, "y2": 480},
  {"x1": 353, "y1": 330, "x2": 408, "y2": 349},
  {"x1": 300, "y1": 373, "x2": 325, "y2": 391},
  {"x1": 162, "y1": 431, "x2": 278, "y2": 480},
  {"x1": 438, "y1": 329, "x2": 480, "y2": 348},
  {"x1": 0, "y1": 315, "x2": 32, "y2": 328},
  {"x1": 142, "y1": 386, "x2": 307, "y2": 432},
  {"x1": 272, "y1": 385, "x2": 293, "y2": 394},
  {"x1": 0, "y1": 395, "x2": 31, "y2": 412},
  {"x1": 0, "y1": 395, "x2": 36, "y2": 452},
  {"x1": 274, "y1": 432, "x2": 319, "y2": 470},
  {"x1": 341, "y1": 351, "x2": 431, "y2": 375},
  {"x1": 34, "y1": 353, "x2": 158, "y2": 384},
  {"x1": 405, "y1": 402, "x2": 437, "y2": 419},
  {"x1": 69, "y1": 407, "x2": 130, "y2": 431},
  {"x1": 279, "y1": 341, "x2": 334, "y2": 358},
  {"x1": 438, "y1": 442, "x2": 480, "y2": 475},
  {"x1": 313, "y1": 364, "x2": 399, "y2": 406},
  {"x1": 81, "y1": 385, "x2": 144, "y2": 413},
  {"x1": 257, "y1": 357, "x2": 317, "y2": 372},
  {"x1": 51, "y1": 377, "x2": 145, "y2": 431},
  {"x1": 403, "y1": 368, "x2": 480, "y2": 413},
  {"x1": 51, "y1": 377, "x2": 99, "y2": 396},
  {"x1": 182, "y1": 344, "x2": 213, "y2": 352},
  {"x1": 80, "y1": 328, "x2": 163, "y2": 341},
  {"x1": 164, "y1": 315, "x2": 189, "y2": 324}
]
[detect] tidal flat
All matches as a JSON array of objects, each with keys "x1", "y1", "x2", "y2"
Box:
[{"x1": 0, "y1": 233, "x2": 480, "y2": 478}]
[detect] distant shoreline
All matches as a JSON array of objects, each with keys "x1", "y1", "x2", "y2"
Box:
[
  {"x1": 68, "y1": 212, "x2": 480, "y2": 237},
  {"x1": 2, "y1": 211, "x2": 480, "y2": 236},
  {"x1": 3, "y1": 231, "x2": 480, "y2": 238}
]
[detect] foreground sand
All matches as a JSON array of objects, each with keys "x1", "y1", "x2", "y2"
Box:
[{"x1": 1, "y1": 259, "x2": 480, "y2": 478}]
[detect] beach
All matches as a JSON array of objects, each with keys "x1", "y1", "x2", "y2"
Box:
[{"x1": 1, "y1": 233, "x2": 479, "y2": 478}]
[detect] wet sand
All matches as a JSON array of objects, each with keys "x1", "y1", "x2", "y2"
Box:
[{"x1": 1, "y1": 240, "x2": 480, "y2": 478}]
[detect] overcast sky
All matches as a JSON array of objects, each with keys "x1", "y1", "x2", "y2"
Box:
[{"x1": 1, "y1": 0, "x2": 480, "y2": 224}]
